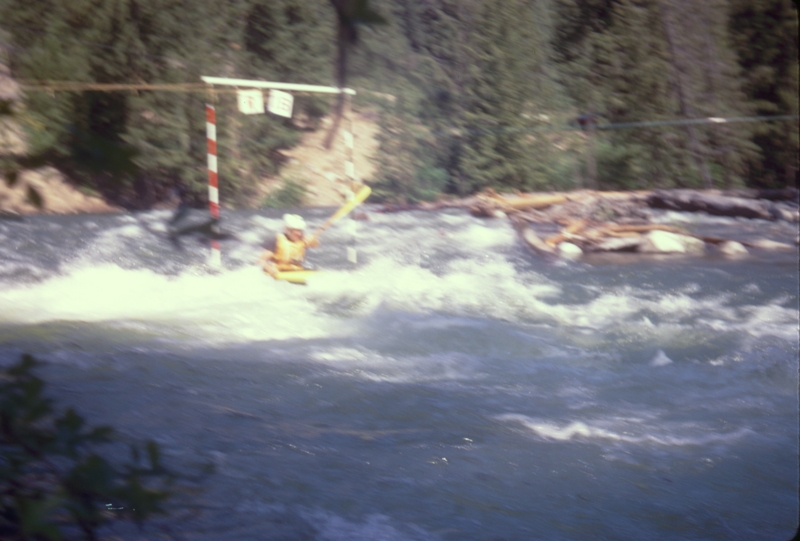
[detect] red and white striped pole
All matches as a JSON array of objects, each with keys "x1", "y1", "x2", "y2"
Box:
[
  {"x1": 343, "y1": 93, "x2": 358, "y2": 264},
  {"x1": 206, "y1": 103, "x2": 221, "y2": 267}
]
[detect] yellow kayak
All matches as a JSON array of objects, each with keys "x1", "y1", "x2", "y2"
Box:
[{"x1": 269, "y1": 270, "x2": 319, "y2": 285}]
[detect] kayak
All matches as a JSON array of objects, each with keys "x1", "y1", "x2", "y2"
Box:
[{"x1": 270, "y1": 269, "x2": 319, "y2": 285}]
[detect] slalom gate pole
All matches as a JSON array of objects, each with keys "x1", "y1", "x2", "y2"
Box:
[
  {"x1": 344, "y1": 93, "x2": 358, "y2": 264},
  {"x1": 206, "y1": 102, "x2": 221, "y2": 268}
]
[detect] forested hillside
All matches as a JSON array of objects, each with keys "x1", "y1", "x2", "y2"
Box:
[{"x1": 0, "y1": 0, "x2": 797, "y2": 208}]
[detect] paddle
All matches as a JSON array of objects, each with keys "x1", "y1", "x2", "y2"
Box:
[{"x1": 309, "y1": 185, "x2": 371, "y2": 241}]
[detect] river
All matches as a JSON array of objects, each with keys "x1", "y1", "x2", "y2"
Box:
[{"x1": 1, "y1": 208, "x2": 798, "y2": 540}]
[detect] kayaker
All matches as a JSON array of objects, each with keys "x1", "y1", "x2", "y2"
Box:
[{"x1": 259, "y1": 214, "x2": 319, "y2": 277}]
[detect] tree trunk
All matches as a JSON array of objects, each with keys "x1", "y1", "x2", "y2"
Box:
[
  {"x1": 658, "y1": 0, "x2": 714, "y2": 188},
  {"x1": 323, "y1": 25, "x2": 348, "y2": 150},
  {"x1": 585, "y1": 126, "x2": 597, "y2": 189}
]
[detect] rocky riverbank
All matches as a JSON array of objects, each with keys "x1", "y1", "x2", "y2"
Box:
[
  {"x1": 0, "y1": 109, "x2": 381, "y2": 217},
  {"x1": 3, "y1": 161, "x2": 797, "y2": 262},
  {"x1": 0, "y1": 167, "x2": 122, "y2": 217},
  {"x1": 375, "y1": 187, "x2": 800, "y2": 259}
]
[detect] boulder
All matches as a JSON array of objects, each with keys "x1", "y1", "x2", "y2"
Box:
[
  {"x1": 749, "y1": 239, "x2": 795, "y2": 250},
  {"x1": 558, "y1": 242, "x2": 583, "y2": 259},
  {"x1": 769, "y1": 203, "x2": 800, "y2": 222},
  {"x1": 719, "y1": 241, "x2": 748, "y2": 256},
  {"x1": 594, "y1": 236, "x2": 643, "y2": 252},
  {"x1": 639, "y1": 230, "x2": 706, "y2": 254}
]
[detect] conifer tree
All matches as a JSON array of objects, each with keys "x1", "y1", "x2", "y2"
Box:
[
  {"x1": 729, "y1": 0, "x2": 799, "y2": 188},
  {"x1": 371, "y1": 99, "x2": 448, "y2": 203},
  {"x1": 458, "y1": 0, "x2": 538, "y2": 193},
  {"x1": 383, "y1": 0, "x2": 475, "y2": 195},
  {"x1": 552, "y1": 0, "x2": 759, "y2": 189}
]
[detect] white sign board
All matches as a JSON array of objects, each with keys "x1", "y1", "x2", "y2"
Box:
[
  {"x1": 237, "y1": 89, "x2": 264, "y2": 115},
  {"x1": 268, "y1": 89, "x2": 294, "y2": 118}
]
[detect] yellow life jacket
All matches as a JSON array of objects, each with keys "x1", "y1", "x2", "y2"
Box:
[{"x1": 273, "y1": 233, "x2": 306, "y2": 271}]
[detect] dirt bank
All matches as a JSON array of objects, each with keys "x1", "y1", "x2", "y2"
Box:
[
  {"x1": 0, "y1": 167, "x2": 121, "y2": 216},
  {"x1": 1, "y1": 110, "x2": 381, "y2": 215},
  {"x1": 258, "y1": 110, "x2": 380, "y2": 207}
]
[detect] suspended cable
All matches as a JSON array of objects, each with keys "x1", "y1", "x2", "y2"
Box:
[
  {"x1": 13, "y1": 82, "x2": 798, "y2": 137},
  {"x1": 432, "y1": 115, "x2": 800, "y2": 138}
]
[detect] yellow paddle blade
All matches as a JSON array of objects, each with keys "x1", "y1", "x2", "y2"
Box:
[
  {"x1": 327, "y1": 185, "x2": 372, "y2": 226},
  {"x1": 271, "y1": 270, "x2": 319, "y2": 284}
]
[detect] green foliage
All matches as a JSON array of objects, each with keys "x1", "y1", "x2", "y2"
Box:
[
  {"x1": 551, "y1": 0, "x2": 762, "y2": 190},
  {"x1": 728, "y1": 0, "x2": 799, "y2": 188},
  {"x1": 0, "y1": 354, "x2": 173, "y2": 540},
  {"x1": 1, "y1": 99, "x2": 45, "y2": 209},
  {"x1": 370, "y1": 96, "x2": 450, "y2": 203},
  {"x1": 458, "y1": 0, "x2": 551, "y2": 193},
  {"x1": 1, "y1": 0, "x2": 796, "y2": 209},
  {"x1": 243, "y1": 0, "x2": 335, "y2": 85},
  {"x1": 261, "y1": 178, "x2": 308, "y2": 207},
  {"x1": 594, "y1": 138, "x2": 645, "y2": 190}
]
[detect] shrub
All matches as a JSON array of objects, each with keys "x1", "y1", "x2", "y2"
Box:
[
  {"x1": 261, "y1": 178, "x2": 308, "y2": 208},
  {"x1": 0, "y1": 354, "x2": 173, "y2": 540}
]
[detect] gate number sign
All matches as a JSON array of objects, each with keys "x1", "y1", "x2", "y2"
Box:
[
  {"x1": 268, "y1": 89, "x2": 294, "y2": 118},
  {"x1": 237, "y1": 89, "x2": 264, "y2": 115}
]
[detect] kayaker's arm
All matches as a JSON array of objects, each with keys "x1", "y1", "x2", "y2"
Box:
[
  {"x1": 257, "y1": 238, "x2": 279, "y2": 276},
  {"x1": 259, "y1": 251, "x2": 278, "y2": 277}
]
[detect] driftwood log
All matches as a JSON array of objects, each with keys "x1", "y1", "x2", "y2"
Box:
[
  {"x1": 648, "y1": 190, "x2": 775, "y2": 220},
  {"x1": 376, "y1": 188, "x2": 799, "y2": 258}
]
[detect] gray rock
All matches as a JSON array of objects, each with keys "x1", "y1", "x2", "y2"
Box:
[
  {"x1": 594, "y1": 237, "x2": 642, "y2": 252},
  {"x1": 558, "y1": 242, "x2": 583, "y2": 258},
  {"x1": 769, "y1": 203, "x2": 800, "y2": 222},
  {"x1": 639, "y1": 230, "x2": 706, "y2": 254},
  {"x1": 719, "y1": 241, "x2": 748, "y2": 256},
  {"x1": 648, "y1": 190, "x2": 773, "y2": 220},
  {"x1": 750, "y1": 239, "x2": 795, "y2": 250}
]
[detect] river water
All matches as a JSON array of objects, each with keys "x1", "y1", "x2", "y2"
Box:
[{"x1": 1, "y1": 208, "x2": 798, "y2": 540}]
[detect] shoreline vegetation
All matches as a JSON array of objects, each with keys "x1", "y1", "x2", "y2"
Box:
[
  {"x1": 2, "y1": 170, "x2": 797, "y2": 260},
  {"x1": 1, "y1": 0, "x2": 796, "y2": 261},
  {"x1": 1, "y1": 0, "x2": 797, "y2": 222}
]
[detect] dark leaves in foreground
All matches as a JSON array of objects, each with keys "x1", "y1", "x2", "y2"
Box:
[{"x1": 0, "y1": 354, "x2": 173, "y2": 540}]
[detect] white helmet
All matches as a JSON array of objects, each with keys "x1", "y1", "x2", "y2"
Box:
[{"x1": 283, "y1": 213, "x2": 306, "y2": 230}]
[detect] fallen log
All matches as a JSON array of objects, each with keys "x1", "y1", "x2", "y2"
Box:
[
  {"x1": 647, "y1": 190, "x2": 774, "y2": 220},
  {"x1": 546, "y1": 222, "x2": 686, "y2": 248},
  {"x1": 721, "y1": 188, "x2": 799, "y2": 202},
  {"x1": 482, "y1": 188, "x2": 570, "y2": 211},
  {"x1": 510, "y1": 216, "x2": 558, "y2": 258},
  {"x1": 604, "y1": 224, "x2": 683, "y2": 234}
]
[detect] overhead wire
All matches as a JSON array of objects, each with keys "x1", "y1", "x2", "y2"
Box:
[
  {"x1": 15, "y1": 81, "x2": 798, "y2": 135},
  {"x1": 429, "y1": 114, "x2": 800, "y2": 138},
  {"x1": 5, "y1": 21, "x2": 797, "y2": 136}
]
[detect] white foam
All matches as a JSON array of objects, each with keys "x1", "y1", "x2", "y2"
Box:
[
  {"x1": 2, "y1": 236, "x2": 796, "y2": 347},
  {"x1": 496, "y1": 414, "x2": 753, "y2": 447},
  {"x1": 301, "y1": 509, "x2": 434, "y2": 541},
  {"x1": 743, "y1": 283, "x2": 762, "y2": 294},
  {"x1": 650, "y1": 349, "x2": 673, "y2": 366},
  {"x1": 307, "y1": 346, "x2": 479, "y2": 383},
  {"x1": 503, "y1": 417, "x2": 623, "y2": 441},
  {"x1": 451, "y1": 222, "x2": 515, "y2": 250},
  {"x1": 0, "y1": 264, "x2": 344, "y2": 344},
  {"x1": 729, "y1": 303, "x2": 800, "y2": 341}
]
